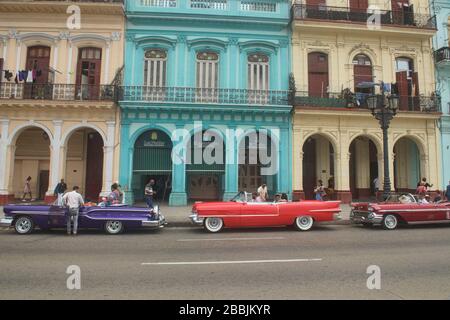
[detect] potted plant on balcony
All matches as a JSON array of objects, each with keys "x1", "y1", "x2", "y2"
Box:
[{"x1": 340, "y1": 87, "x2": 355, "y2": 108}]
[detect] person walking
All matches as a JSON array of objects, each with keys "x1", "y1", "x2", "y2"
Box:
[
  {"x1": 22, "y1": 176, "x2": 33, "y2": 201},
  {"x1": 445, "y1": 181, "x2": 450, "y2": 201},
  {"x1": 314, "y1": 180, "x2": 326, "y2": 201},
  {"x1": 144, "y1": 179, "x2": 156, "y2": 208},
  {"x1": 54, "y1": 179, "x2": 67, "y2": 206},
  {"x1": 62, "y1": 186, "x2": 84, "y2": 236},
  {"x1": 257, "y1": 184, "x2": 268, "y2": 202}
]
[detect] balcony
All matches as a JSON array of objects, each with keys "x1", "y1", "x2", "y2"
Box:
[
  {"x1": 292, "y1": 4, "x2": 436, "y2": 30},
  {"x1": 0, "y1": 83, "x2": 117, "y2": 102},
  {"x1": 119, "y1": 86, "x2": 290, "y2": 106},
  {"x1": 434, "y1": 47, "x2": 450, "y2": 65},
  {"x1": 127, "y1": 0, "x2": 289, "y2": 19},
  {"x1": 293, "y1": 91, "x2": 441, "y2": 113}
]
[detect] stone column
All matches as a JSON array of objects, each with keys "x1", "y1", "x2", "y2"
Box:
[
  {"x1": 0, "y1": 119, "x2": 13, "y2": 204},
  {"x1": 119, "y1": 123, "x2": 134, "y2": 204},
  {"x1": 292, "y1": 129, "x2": 304, "y2": 201},
  {"x1": 223, "y1": 126, "x2": 238, "y2": 201},
  {"x1": 169, "y1": 125, "x2": 187, "y2": 206},
  {"x1": 45, "y1": 120, "x2": 63, "y2": 203},
  {"x1": 101, "y1": 121, "x2": 116, "y2": 197}
]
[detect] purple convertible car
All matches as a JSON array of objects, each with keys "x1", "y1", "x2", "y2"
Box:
[{"x1": 0, "y1": 203, "x2": 166, "y2": 235}]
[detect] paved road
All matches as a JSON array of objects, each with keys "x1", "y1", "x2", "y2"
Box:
[{"x1": 0, "y1": 224, "x2": 449, "y2": 300}]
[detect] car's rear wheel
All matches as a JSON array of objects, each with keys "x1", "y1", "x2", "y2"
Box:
[
  {"x1": 104, "y1": 221, "x2": 124, "y2": 235},
  {"x1": 204, "y1": 217, "x2": 224, "y2": 233},
  {"x1": 382, "y1": 214, "x2": 398, "y2": 230},
  {"x1": 295, "y1": 216, "x2": 314, "y2": 231},
  {"x1": 14, "y1": 216, "x2": 34, "y2": 234}
]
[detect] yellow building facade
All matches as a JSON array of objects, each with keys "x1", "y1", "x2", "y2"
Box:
[
  {"x1": 291, "y1": 0, "x2": 442, "y2": 202},
  {"x1": 0, "y1": 1, "x2": 124, "y2": 203}
]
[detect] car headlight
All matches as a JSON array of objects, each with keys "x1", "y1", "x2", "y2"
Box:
[{"x1": 368, "y1": 212, "x2": 375, "y2": 219}]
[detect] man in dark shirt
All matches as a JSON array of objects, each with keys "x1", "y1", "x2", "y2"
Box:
[{"x1": 144, "y1": 179, "x2": 156, "y2": 208}]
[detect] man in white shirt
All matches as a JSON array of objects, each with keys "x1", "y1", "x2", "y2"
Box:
[
  {"x1": 257, "y1": 184, "x2": 268, "y2": 202},
  {"x1": 62, "y1": 186, "x2": 84, "y2": 236}
]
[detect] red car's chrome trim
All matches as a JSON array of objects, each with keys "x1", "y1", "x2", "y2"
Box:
[
  {"x1": 408, "y1": 220, "x2": 450, "y2": 224},
  {"x1": 309, "y1": 209, "x2": 341, "y2": 212},
  {"x1": 379, "y1": 208, "x2": 450, "y2": 213}
]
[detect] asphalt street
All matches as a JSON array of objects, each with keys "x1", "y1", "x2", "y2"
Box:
[{"x1": 0, "y1": 223, "x2": 449, "y2": 300}]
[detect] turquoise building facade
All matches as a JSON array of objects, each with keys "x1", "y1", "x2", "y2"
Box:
[
  {"x1": 120, "y1": 0, "x2": 292, "y2": 205},
  {"x1": 432, "y1": 1, "x2": 450, "y2": 189}
]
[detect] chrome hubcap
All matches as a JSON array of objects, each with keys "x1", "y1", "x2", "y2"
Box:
[
  {"x1": 106, "y1": 221, "x2": 122, "y2": 233},
  {"x1": 206, "y1": 218, "x2": 222, "y2": 231},
  {"x1": 385, "y1": 216, "x2": 397, "y2": 228},
  {"x1": 16, "y1": 218, "x2": 31, "y2": 233}
]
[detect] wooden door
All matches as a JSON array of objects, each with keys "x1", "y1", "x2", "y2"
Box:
[
  {"x1": 303, "y1": 138, "x2": 316, "y2": 200},
  {"x1": 412, "y1": 72, "x2": 420, "y2": 111},
  {"x1": 396, "y1": 71, "x2": 409, "y2": 110},
  {"x1": 39, "y1": 170, "x2": 49, "y2": 200},
  {"x1": 189, "y1": 175, "x2": 219, "y2": 200},
  {"x1": 306, "y1": 0, "x2": 325, "y2": 7},
  {"x1": 84, "y1": 132, "x2": 104, "y2": 202},
  {"x1": 308, "y1": 52, "x2": 329, "y2": 98},
  {"x1": 25, "y1": 46, "x2": 51, "y2": 99},
  {"x1": 76, "y1": 48, "x2": 102, "y2": 100},
  {"x1": 391, "y1": 0, "x2": 409, "y2": 25}
]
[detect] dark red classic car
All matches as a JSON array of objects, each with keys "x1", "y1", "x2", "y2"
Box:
[
  {"x1": 189, "y1": 192, "x2": 342, "y2": 233},
  {"x1": 350, "y1": 193, "x2": 450, "y2": 230}
]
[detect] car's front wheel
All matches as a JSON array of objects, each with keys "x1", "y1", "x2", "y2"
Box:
[
  {"x1": 295, "y1": 216, "x2": 314, "y2": 231},
  {"x1": 104, "y1": 220, "x2": 124, "y2": 235},
  {"x1": 204, "y1": 217, "x2": 224, "y2": 233},
  {"x1": 14, "y1": 216, "x2": 34, "y2": 234},
  {"x1": 382, "y1": 214, "x2": 398, "y2": 230}
]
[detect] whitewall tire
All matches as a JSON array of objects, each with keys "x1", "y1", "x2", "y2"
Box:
[
  {"x1": 295, "y1": 216, "x2": 314, "y2": 231},
  {"x1": 204, "y1": 217, "x2": 224, "y2": 233}
]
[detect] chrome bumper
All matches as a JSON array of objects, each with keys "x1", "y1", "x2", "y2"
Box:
[
  {"x1": 350, "y1": 210, "x2": 383, "y2": 225},
  {"x1": 142, "y1": 214, "x2": 167, "y2": 228},
  {"x1": 189, "y1": 213, "x2": 204, "y2": 225},
  {"x1": 0, "y1": 217, "x2": 13, "y2": 228}
]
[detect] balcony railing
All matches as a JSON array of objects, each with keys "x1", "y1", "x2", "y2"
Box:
[
  {"x1": 292, "y1": 4, "x2": 436, "y2": 29},
  {"x1": 294, "y1": 91, "x2": 441, "y2": 113},
  {"x1": 0, "y1": 83, "x2": 117, "y2": 101},
  {"x1": 119, "y1": 86, "x2": 290, "y2": 106},
  {"x1": 434, "y1": 47, "x2": 450, "y2": 64}
]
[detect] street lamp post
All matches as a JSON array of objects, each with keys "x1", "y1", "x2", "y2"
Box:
[{"x1": 366, "y1": 82, "x2": 399, "y2": 201}]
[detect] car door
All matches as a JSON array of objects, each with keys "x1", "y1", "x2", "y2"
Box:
[
  {"x1": 403, "y1": 203, "x2": 439, "y2": 222},
  {"x1": 240, "y1": 202, "x2": 280, "y2": 227},
  {"x1": 48, "y1": 205, "x2": 67, "y2": 228}
]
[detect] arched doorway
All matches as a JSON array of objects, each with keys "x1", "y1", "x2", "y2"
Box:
[
  {"x1": 238, "y1": 131, "x2": 277, "y2": 198},
  {"x1": 12, "y1": 127, "x2": 51, "y2": 201},
  {"x1": 187, "y1": 129, "x2": 225, "y2": 201},
  {"x1": 349, "y1": 136, "x2": 379, "y2": 200},
  {"x1": 308, "y1": 52, "x2": 329, "y2": 98},
  {"x1": 65, "y1": 128, "x2": 104, "y2": 202},
  {"x1": 353, "y1": 54, "x2": 373, "y2": 107},
  {"x1": 393, "y1": 137, "x2": 421, "y2": 193},
  {"x1": 132, "y1": 129, "x2": 173, "y2": 202},
  {"x1": 302, "y1": 134, "x2": 335, "y2": 200}
]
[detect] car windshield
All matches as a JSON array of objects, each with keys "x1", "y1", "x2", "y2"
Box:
[
  {"x1": 230, "y1": 192, "x2": 252, "y2": 203},
  {"x1": 385, "y1": 193, "x2": 416, "y2": 204}
]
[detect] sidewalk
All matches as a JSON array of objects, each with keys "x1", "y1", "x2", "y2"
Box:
[{"x1": 0, "y1": 203, "x2": 353, "y2": 228}]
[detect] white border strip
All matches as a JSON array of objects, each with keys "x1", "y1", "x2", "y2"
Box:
[{"x1": 141, "y1": 258, "x2": 323, "y2": 266}]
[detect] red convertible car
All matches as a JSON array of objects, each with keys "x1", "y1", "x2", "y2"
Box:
[
  {"x1": 350, "y1": 193, "x2": 450, "y2": 230},
  {"x1": 189, "y1": 192, "x2": 342, "y2": 232}
]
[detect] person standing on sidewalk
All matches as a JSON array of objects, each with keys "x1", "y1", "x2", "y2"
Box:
[
  {"x1": 144, "y1": 179, "x2": 156, "y2": 208},
  {"x1": 445, "y1": 181, "x2": 450, "y2": 201},
  {"x1": 62, "y1": 186, "x2": 84, "y2": 236},
  {"x1": 54, "y1": 179, "x2": 67, "y2": 206}
]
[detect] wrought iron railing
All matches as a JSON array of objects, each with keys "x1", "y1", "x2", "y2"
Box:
[
  {"x1": 434, "y1": 47, "x2": 450, "y2": 64},
  {"x1": 293, "y1": 91, "x2": 441, "y2": 112},
  {"x1": 292, "y1": 4, "x2": 436, "y2": 29},
  {"x1": 119, "y1": 86, "x2": 290, "y2": 105},
  {"x1": 0, "y1": 83, "x2": 117, "y2": 101}
]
